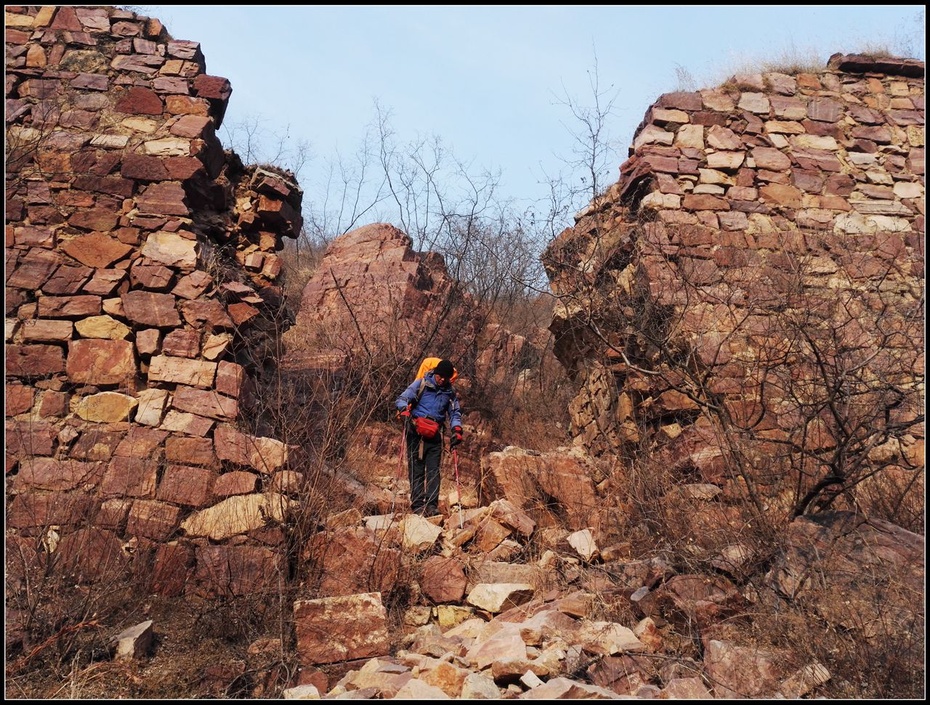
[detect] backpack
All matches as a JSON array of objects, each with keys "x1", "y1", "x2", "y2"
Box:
[
  {"x1": 402, "y1": 358, "x2": 459, "y2": 438},
  {"x1": 412, "y1": 357, "x2": 458, "y2": 406},
  {"x1": 415, "y1": 357, "x2": 458, "y2": 384}
]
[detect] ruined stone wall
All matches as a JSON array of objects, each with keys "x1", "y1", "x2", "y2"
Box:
[
  {"x1": 6, "y1": 6, "x2": 304, "y2": 597},
  {"x1": 546, "y1": 54, "x2": 924, "y2": 498}
]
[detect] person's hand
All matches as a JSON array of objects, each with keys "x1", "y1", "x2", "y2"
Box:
[
  {"x1": 450, "y1": 426, "x2": 464, "y2": 447},
  {"x1": 398, "y1": 407, "x2": 410, "y2": 419}
]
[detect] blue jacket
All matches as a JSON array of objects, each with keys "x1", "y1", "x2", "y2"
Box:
[{"x1": 396, "y1": 371, "x2": 462, "y2": 429}]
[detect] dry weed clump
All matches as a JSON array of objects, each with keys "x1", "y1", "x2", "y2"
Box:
[
  {"x1": 745, "y1": 577, "x2": 925, "y2": 700},
  {"x1": 489, "y1": 352, "x2": 575, "y2": 452},
  {"x1": 5, "y1": 590, "x2": 263, "y2": 699},
  {"x1": 610, "y1": 428, "x2": 926, "y2": 700},
  {"x1": 6, "y1": 514, "x2": 159, "y2": 695},
  {"x1": 853, "y1": 466, "x2": 925, "y2": 533}
]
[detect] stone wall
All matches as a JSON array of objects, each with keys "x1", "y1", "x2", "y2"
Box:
[
  {"x1": 545, "y1": 54, "x2": 924, "y2": 505},
  {"x1": 6, "y1": 6, "x2": 303, "y2": 596},
  {"x1": 5, "y1": 6, "x2": 924, "y2": 600}
]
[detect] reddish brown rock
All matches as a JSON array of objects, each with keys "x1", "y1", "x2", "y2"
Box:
[
  {"x1": 283, "y1": 222, "x2": 501, "y2": 377},
  {"x1": 121, "y1": 153, "x2": 171, "y2": 181},
  {"x1": 5, "y1": 383, "x2": 35, "y2": 416},
  {"x1": 294, "y1": 593, "x2": 391, "y2": 666},
  {"x1": 8, "y1": 254, "x2": 59, "y2": 289},
  {"x1": 100, "y1": 454, "x2": 159, "y2": 499},
  {"x1": 165, "y1": 435, "x2": 219, "y2": 468},
  {"x1": 113, "y1": 426, "x2": 169, "y2": 458},
  {"x1": 37, "y1": 294, "x2": 102, "y2": 318},
  {"x1": 126, "y1": 499, "x2": 181, "y2": 541},
  {"x1": 156, "y1": 464, "x2": 217, "y2": 507},
  {"x1": 43, "y1": 264, "x2": 93, "y2": 294},
  {"x1": 6, "y1": 343, "x2": 66, "y2": 377},
  {"x1": 6, "y1": 491, "x2": 99, "y2": 530},
  {"x1": 165, "y1": 156, "x2": 205, "y2": 180},
  {"x1": 121, "y1": 290, "x2": 181, "y2": 327},
  {"x1": 68, "y1": 207, "x2": 120, "y2": 231},
  {"x1": 215, "y1": 361, "x2": 244, "y2": 397},
  {"x1": 169, "y1": 114, "x2": 213, "y2": 138},
  {"x1": 57, "y1": 527, "x2": 128, "y2": 583},
  {"x1": 420, "y1": 556, "x2": 468, "y2": 603},
  {"x1": 6, "y1": 420, "x2": 59, "y2": 459},
  {"x1": 304, "y1": 526, "x2": 402, "y2": 598},
  {"x1": 151, "y1": 542, "x2": 195, "y2": 597},
  {"x1": 13, "y1": 457, "x2": 104, "y2": 491},
  {"x1": 49, "y1": 6, "x2": 84, "y2": 31},
  {"x1": 192, "y1": 74, "x2": 232, "y2": 101},
  {"x1": 161, "y1": 328, "x2": 200, "y2": 357},
  {"x1": 172, "y1": 270, "x2": 213, "y2": 299},
  {"x1": 212, "y1": 471, "x2": 259, "y2": 498},
  {"x1": 69, "y1": 428, "x2": 125, "y2": 460},
  {"x1": 61, "y1": 232, "x2": 133, "y2": 268},
  {"x1": 130, "y1": 263, "x2": 174, "y2": 290},
  {"x1": 179, "y1": 299, "x2": 234, "y2": 329},
  {"x1": 192, "y1": 544, "x2": 279, "y2": 597},
  {"x1": 135, "y1": 328, "x2": 161, "y2": 356},
  {"x1": 172, "y1": 386, "x2": 237, "y2": 420},
  {"x1": 11, "y1": 226, "x2": 56, "y2": 248},
  {"x1": 66, "y1": 339, "x2": 135, "y2": 385},
  {"x1": 115, "y1": 85, "x2": 163, "y2": 115},
  {"x1": 136, "y1": 181, "x2": 190, "y2": 216}
]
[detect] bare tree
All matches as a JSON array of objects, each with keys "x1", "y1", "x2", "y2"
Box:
[
  {"x1": 549, "y1": 47, "x2": 622, "y2": 207},
  {"x1": 545, "y1": 211, "x2": 925, "y2": 531},
  {"x1": 221, "y1": 114, "x2": 312, "y2": 180}
]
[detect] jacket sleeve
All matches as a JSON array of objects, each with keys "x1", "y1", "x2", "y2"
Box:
[
  {"x1": 447, "y1": 392, "x2": 462, "y2": 428},
  {"x1": 395, "y1": 380, "x2": 420, "y2": 411}
]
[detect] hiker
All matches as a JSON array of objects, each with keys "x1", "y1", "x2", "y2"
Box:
[{"x1": 395, "y1": 359, "x2": 463, "y2": 517}]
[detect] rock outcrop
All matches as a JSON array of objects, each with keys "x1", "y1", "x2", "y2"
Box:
[
  {"x1": 283, "y1": 221, "x2": 542, "y2": 388},
  {"x1": 283, "y1": 222, "x2": 479, "y2": 373}
]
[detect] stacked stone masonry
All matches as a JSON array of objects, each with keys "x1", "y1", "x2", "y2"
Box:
[
  {"x1": 6, "y1": 6, "x2": 304, "y2": 596},
  {"x1": 545, "y1": 54, "x2": 924, "y2": 480},
  {"x1": 4, "y1": 5, "x2": 925, "y2": 600}
]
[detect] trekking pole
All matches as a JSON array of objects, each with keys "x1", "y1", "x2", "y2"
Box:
[
  {"x1": 452, "y1": 448, "x2": 463, "y2": 529},
  {"x1": 393, "y1": 416, "x2": 407, "y2": 516}
]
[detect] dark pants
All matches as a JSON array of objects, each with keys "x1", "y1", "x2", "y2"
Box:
[{"x1": 406, "y1": 425, "x2": 442, "y2": 515}]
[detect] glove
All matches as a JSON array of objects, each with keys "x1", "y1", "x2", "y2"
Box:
[
  {"x1": 450, "y1": 426, "x2": 463, "y2": 448},
  {"x1": 398, "y1": 408, "x2": 410, "y2": 419}
]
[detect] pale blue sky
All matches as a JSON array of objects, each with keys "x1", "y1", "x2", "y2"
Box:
[{"x1": 139, "y1": 5, "x2": 925, "y2": 213}]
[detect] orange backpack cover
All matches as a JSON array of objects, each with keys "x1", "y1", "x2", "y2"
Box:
[{"x1": 415, "y1": 357, "x2": 458, "y2": 383}]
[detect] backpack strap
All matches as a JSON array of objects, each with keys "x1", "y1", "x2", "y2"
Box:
[{"x1": 411, "y1": 377, "x2": 456, "y2": 409}]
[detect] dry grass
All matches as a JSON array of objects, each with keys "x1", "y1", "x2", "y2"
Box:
[
  {"x1": 5, "y1": 592, "x2": 300, "y2": 699},
  {"x1": 676, "y1": 36, "x2": 922, "y2": 95}
]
